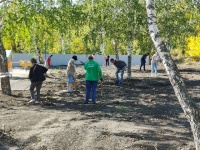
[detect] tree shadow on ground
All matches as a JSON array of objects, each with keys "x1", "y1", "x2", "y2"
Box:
[
  {"x1": 179, "y1": 68, "x2": 200, "y2": 74},
  {"x1": 0, "y1": 129, "x2": 21, "y2": 150},
  {"x1": 33, "y1": 75, "x2": 194, "y2": 149},
  {"x1": 2, "y1": 66, "x2": 197, "y2": 149},
  {"x1": 112, "y1": 129, "x2": 191, "y2": 147},
  {"x1": 10, "y1": 77, "x2": 28, "y2": 80}
]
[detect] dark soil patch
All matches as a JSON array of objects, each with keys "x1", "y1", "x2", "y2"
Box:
[{"x1": 0, "y1": 64, "x2": 198, "y2": 150}]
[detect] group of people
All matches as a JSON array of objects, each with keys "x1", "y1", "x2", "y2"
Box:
[
  {"x1": 28, "y1": 52, "x2": 159, "y2": 104},
  {"x1": 28, "y1": 54, "x2": 127, "y2": 104},
  {"x1": 140, "y1": 52, "x2": 159, "y2": 76},
  {"x1": 65, "y1": 55, "x2": 126, "y2": 104}
]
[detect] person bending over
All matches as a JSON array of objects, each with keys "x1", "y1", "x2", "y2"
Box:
[{"x1": 110, "y1": 58, "x2": 127, "y2": 84}]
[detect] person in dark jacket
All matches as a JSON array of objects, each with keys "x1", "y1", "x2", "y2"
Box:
[
  {"x1": 110, "y1": 58, "x2": 127, "y2": 84},
  {"x1": 28, "y1": 58, "x2": 48, "y2": 103},
  {"x1": 140, "y1": 53, "x2": 149, "y2": 71}
]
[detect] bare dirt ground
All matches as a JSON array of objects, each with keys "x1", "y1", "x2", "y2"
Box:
[{"x1": 0, "y1": 63, "x2": 199, "y2": 150}]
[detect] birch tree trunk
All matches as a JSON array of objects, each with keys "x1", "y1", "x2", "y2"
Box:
[
  {"x1": 113, "y1": 39, "x2": 119, "y2": 60},
  {"x1": 32, "y1": 23, "x2": 40, "y2": 61},
  {"x1": 0, "y1": 35, "x2": 11, "y2": 95},
  {"x1": 146, "y1": 0, "x2": 200, "y2": 149},
  {"x1": 32, "y1": 36, "x2": 40, "y2": 61},
  {"x1": 127, "y1": 38, "x2": 133, "y2": 79},
  {"x1": 0, "y1": 0, "x2": 11, "y2": 95}
]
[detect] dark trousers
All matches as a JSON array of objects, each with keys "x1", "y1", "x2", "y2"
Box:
[
  {"x1": 85, "y1": 81, "x2": 98, "y2": 103},
  {"x1": 140, "y1": 61, "x2": 146, "y2": 71},
  {"x1": 106, "y1": 60, "x2": 109, "y2": 66},
  {"x1": 30, "y1": 81, "x2": 43, "y2": 100}
]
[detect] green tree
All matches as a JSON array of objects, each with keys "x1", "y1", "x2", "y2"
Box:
[{"x1": 146, "y1": 0, "x2": 200, "y2": 149}]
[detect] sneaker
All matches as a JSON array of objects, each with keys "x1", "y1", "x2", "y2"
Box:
[
  {"x1": 66, "y1": 89, "x2": 73, "y2": 93},
  {"x1": 28, "y1": 99, "x2": 36, "y2": 103},
  {"x1": 35, "y1": 100, "x2": 40, "y2": 104}
]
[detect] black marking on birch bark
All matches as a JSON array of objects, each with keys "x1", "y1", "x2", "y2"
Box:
[
  {"x1": 164, "y1": 55, "x2": 185, "y2": 88},
  {"x1": 147, "y1": 4, "x2": 155, "y2": 9},
  {"x1": 159, "y1": 42, "x2": 169, "y2": 52},
  {"x1": 154, "y1": 34, "x2": 160, "y2": 39}
]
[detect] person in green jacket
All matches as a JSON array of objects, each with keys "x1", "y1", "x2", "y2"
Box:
[{"x1": 84, "y1": 55, "x2": 103, "y2": 104}]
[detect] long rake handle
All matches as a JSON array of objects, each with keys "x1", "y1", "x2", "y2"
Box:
[
  {"x1": 100, "y1": 81, "x2": 103, "y2": 96},
  {"x1": 73, "y1": 77, "x2": 77, "y2": 91}
]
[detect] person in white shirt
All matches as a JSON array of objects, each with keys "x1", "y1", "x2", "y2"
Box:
[
  {"x1": 66, "y1": 56, "x2": 77, "y2": 92},
  {"x1": 151, "y1": 52, "x2": 159, "y2": 76}
]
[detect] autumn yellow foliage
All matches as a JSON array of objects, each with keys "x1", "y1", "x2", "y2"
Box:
[
  {"x1": 69, "y1": 38, "x2": 86, "y2": 54},
  {"x1": 186, "y1": 34, "x2": 200, "y2": 57}
]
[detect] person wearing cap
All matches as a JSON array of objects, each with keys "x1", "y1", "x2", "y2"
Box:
[
  {"x1": 28, "y1": 58, "x2": 48, "y2": 103},
  {"x1": 66, "y1": 56, "x2": 78, "y2": 92},
  {"x1": 72, "y1": 55, "x2": 78, "y2": 61},
  {"x1": 110, "y1": 58, "x2": 127, "y2": 84},
  {"x1": 84, "y1": 55, "x2": 103, "y2": 104}
]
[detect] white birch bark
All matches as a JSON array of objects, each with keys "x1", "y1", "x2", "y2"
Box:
[
  {"x1": 32, "y1": 36, "x2": 40, "y2": 61},
  {"x1": 113, "y1": 39, "x2": 119, "y2": 60},
  {"x1": 31, "y1": 23, "x2": 40, "y2": 61},
  {"x1": 127, "y1": 39, "x2": 132, "y2": 79},
  {"x1": 146, "y1": 0, "x2": 200, "y2": 149}
]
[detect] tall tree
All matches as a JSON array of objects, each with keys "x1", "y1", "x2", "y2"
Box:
[
  {"x1": 0, "y1": 0, "x2": 11, "y2": 95},
  {"x1": 146, "y1": 0, "x2": 200, "y2": 149},
  {"x1": 155, "y1": 0, "x2": 197, "y2": 53},
  {"x1": 118, "y1": 0, "x2": 145, "y2": 79}
]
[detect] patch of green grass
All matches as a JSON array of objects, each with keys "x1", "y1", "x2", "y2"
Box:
[{"x1": 54, "y1": 69, "x2": 62, "y2": 73}]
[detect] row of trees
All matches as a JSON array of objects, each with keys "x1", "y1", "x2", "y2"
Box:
[{"x1": 0, "y1": 0, "x2": 200, "y2": 57}]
